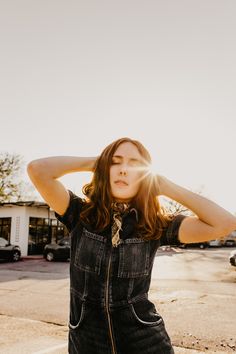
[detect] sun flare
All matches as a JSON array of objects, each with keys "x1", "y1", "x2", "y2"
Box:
[{"x1": 148, "y1": 162, "x2": 159, "y2": 176}]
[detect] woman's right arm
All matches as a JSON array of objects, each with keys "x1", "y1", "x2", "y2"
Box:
[{"x1": 27, "y1": 156, "x2": 97, "y2": 215}]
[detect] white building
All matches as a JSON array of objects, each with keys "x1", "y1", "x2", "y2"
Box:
[{"x1": 0, "y1": 201, "x2": 67, "y2": 256}]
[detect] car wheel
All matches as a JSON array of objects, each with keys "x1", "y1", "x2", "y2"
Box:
[
  {"x1": 46, "y1": 252, "x2": 55, "y2": 262},
  {"x1": 199, "y1": 244, "x2": 205, "y2": 249},
  {"x1": 12, "y1": 251, "x2": 21, "y2": 262}
]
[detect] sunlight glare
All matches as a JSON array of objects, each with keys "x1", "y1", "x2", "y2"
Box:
[{"x1": 148, "y1": 161, "x2": 159, "y2": 176}]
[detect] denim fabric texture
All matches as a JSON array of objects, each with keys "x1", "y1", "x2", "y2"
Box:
[{"x1": 55, "y1": 191, "x2": 186, "y2": 354}]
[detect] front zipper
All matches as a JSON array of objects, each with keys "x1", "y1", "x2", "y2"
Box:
[{"x1": 105, "y1": 251, "x2": 117, "y2": 354}]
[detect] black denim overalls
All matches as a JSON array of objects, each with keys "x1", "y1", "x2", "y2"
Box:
[{"x1": 55, "y1": 191, "x2": 186, "y2": 354}]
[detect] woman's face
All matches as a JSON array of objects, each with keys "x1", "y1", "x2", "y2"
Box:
[{"x1": 109, "y1": 142, "x2": 144, "y2": 202}]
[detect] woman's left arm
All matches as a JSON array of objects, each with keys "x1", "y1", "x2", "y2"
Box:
[{"x1": 157, "y1": 175, "x2": 236, "y2": 244}]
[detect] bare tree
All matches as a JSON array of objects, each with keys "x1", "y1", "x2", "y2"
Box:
[
  {"x1": 160, "y1": 196, "x2": 191, "y2": 216},
  {"x1": 0, "y1": 153, "x2": 22, "y2": 202},
  {"x1": 0, "y1": 152, "x2": 38, "y2": 202}
]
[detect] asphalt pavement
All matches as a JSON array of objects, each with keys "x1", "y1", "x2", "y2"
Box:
[{"x1": 0, "y1": 248, "x2": 235, "y2": 353}]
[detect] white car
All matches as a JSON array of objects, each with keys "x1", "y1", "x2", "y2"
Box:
[
  {"x1": 208, "y1": 239, "x2": 223, "y2": 247},
  {"x1": 229, "y1": 250, "x2": 236, "y2": 267}
]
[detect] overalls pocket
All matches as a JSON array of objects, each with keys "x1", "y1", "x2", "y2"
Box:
[
  {"x1": 74, "y1": 228, "x2": 106, "y2": 275},
  {"x1": 118, "y1": 238, "x2": 150, "y2": 278},
  {"x1": 130, "y1": 300, "x2": 163, "y2": 327},
  {"x1": 69, "y1": 295, "x2": 86, "y2": 330}
]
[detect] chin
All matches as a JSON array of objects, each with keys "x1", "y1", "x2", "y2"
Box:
[
  {"x1": 112, "y1": 193, "x2": 133, "y2": 202},
  {"x1": 111, "y1": 187, "x2": 137, "y2": 202}
]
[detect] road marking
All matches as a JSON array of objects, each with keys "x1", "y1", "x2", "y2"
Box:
[{"x1": 33, "y1": 342, "x2": 67, "y2": 354}]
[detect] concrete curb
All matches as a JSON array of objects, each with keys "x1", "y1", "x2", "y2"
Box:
[
  {"x1": 173, "y1": 347, "x2": 226, "y2": 353},
  {"x1": 21, "y1": 255, "x2": 44, "y2": 260},
  {"x1": 174, "y1": 348, "x2": 202, "y2": 353}
]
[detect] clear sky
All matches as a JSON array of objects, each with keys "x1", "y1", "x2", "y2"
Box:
[{"x1": 0, "y1": 0, "x2": 236, "y2": 213}]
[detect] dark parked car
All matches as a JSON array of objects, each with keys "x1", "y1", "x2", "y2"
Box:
[
  {"x1": 223, "y1": 235, "x2": 236, "y2": 247},
  {"x1": 179, "y1": 242, "x2": 208, "y2": 249},
  {"x1": 229, "y1": 250, "x2": 236, "y2": 266},
  {"x1": 0, "y1": 237, "x2": 21, "y2": 262},
  {"x1": 43, "y1": 237, "x2": 70, "y2": 261},
  {"x1": 224, "y1": 239, "x2": 236, "y2": 247}
]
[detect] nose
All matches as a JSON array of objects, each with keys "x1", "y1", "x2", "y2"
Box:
[{"x1": 119, "y1": 165, "x2": 128, "y2": 176}]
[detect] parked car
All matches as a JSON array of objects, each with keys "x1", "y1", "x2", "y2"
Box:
[
  {"x1": 208, "y1": 239, "x2": 224, "y2": 247},
  {"x1": 43, "y1": 237, "x2": 70, "y2": 261},
  {"x1": 229, "y1": 249, "x2": 236, "y2": 266},
  {"x1": 223, "y1": 234, "x2": 236, "y2": 247},
  {"x1": 0, "y1": 237, "x2": 21, "y2": 262},
  {"x1": 224, "y1": 239, "x2": 236, "y2": 247},
  {"x1": 179, "y1": 242, "x2": 208, "y2": 249}
]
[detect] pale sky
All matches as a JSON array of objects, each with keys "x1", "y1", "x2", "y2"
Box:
[{"x1": 0, "y1": 0, "x2": 236, "y2": 213}]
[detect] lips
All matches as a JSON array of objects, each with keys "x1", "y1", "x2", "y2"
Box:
[{"x1": 114, "y1": 180, "x2": 128, "y2": 186}]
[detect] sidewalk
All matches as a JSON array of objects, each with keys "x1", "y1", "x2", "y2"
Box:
[
  {"x1": 41, "y1": 346, "x2": 227, "y2": 354},
  {"x1": 0, "y1": 312, "x2": 229, "y2": 354}
]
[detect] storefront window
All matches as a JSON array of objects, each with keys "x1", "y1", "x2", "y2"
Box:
[
  {"x1": 51, "y1": 219, "x2": 68, "y2": 244},
  {"x1": 28, "y1": 217, "x2": 51, "y2": 254},
  {"x1": 28, "y1": 217, "x2": 68, "y2": 254},
  {"x1": 0, "y1": 218, "x2": 11, "y2": 242}
]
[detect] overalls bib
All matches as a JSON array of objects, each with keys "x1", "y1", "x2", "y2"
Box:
[{"x1": 56, "y1": 191, "x2": 185, "y2": 354}]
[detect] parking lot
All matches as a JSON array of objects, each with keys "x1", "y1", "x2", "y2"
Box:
[{"x1": 0, "y1": 247, "x2": 235, "y2": 353}]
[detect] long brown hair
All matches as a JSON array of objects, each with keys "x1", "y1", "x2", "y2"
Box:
[{"x1": 80, "y1": 137, "x2": 170, "y2": 240}]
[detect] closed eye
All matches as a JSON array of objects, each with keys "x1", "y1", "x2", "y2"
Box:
[{"x1": 129, "y1": 160, "x2": 141, "y2": 167}]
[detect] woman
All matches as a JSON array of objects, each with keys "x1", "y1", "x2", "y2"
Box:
[{"x1": 27, "y1": 137, "x2": 236, "y2": 354}]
